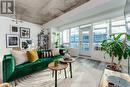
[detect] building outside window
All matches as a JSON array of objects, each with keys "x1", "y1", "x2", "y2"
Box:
[
  {"x1": 82, "y1": 31, "x2": 89, "y2": 51},
  {"x1": 70, "y1": 27, "x2": 79, "y2": 48},
  {"x1": 111, "y1": 18, "x2": 126, "y2": 40},
  {"x1": 62, "y1": 29, "x2": 70, "y2": 47},
  {"x1": 93, "y1": 22, "x2": 108, "y2": 50}
]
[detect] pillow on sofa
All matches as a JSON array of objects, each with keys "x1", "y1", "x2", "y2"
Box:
[
  {"x1": 11, "y1": 50, "x2": 28, "y2": 65},
  {"x1": 26, "y1": 50, "x2": 39, "y2": 62},
  {"x1": 41, "y1": 50, "x2": 53, "y2": 58},
  {"x1": 52, "y1": 48, "x2": 60, "y2": 56}
]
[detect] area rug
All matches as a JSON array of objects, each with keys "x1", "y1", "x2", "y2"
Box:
[{"x1": 11, "y1": 58, "x2": 106, "y2": 87}]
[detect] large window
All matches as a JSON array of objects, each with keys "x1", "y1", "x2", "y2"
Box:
[
  {"x1": 60, "y1": 15, "x2": 130, "y2": 53},
  {"x1": 62, "y1": 29, "x2": 69, "y2": 47},
  {"x1": 93, "y1": 22, "x2": 108, "y2": 50},
  {"x1": 81, "y1": 31, "x2": 89, "y2": 52},
  {"x1": 127, "y1": 16, "x2": 130, "y2": 29},
  {"x1": 111, "y1": 18, "x2": 126, "y2": 40},
  {"x1": 70, "y1": 27, "x2": 79, "y2": 48}
]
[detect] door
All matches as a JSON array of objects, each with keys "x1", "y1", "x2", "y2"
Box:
[{"x1": 79, "y1": 25, "x2": 92, "y2": 56}]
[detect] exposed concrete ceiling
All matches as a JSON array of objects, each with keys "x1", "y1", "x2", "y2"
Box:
[
  {"x1": 43, "y1": 0, "x2": 125, "y2": 28},
  {"x1": 14, "y1": 0, "x2": 90, "y2": 25}
]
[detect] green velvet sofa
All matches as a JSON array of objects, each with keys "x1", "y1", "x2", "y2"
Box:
[{"x1": 3, "y1": 50, "x2": 62, "y2": 83}]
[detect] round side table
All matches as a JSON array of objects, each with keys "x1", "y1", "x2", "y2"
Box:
[
  {"x1": 60, "y1": 58, "x2": 75, "y2": 78},
  {"x1": 48, "y1": 62, "x2": 68, "y2": 87}
]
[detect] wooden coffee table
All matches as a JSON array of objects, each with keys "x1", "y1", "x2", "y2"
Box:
[
  {"x1": 48, "y1": 62, "x2": 68, "y2": 87},
  {"x1": 60, "y1": 58, "x2": 75, "y2": 78}
]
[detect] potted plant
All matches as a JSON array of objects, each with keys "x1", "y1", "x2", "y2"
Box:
[
  {"x1": 101, "y1": 33, "x2": 130, "y2": 72},
  {"x1": 55, "y1": 41, "x2": 58, "y2": 48},
  {"x1": 54, "y1": 59, "x2": 60, "y2": 66}
]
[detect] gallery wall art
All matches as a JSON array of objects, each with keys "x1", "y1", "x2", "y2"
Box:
[
  {"x1": 6, "y1": 34, "x2": 20, "y2": 48},
  {"x1": 5, "y1": 25, "x2": 31, "y2": 48},
  {"x1": 10, "y1": 25, "x2": 19, "y2": 34},
  {"x1": 20, "y1": 27, "x2": 30, "y2": 38}
]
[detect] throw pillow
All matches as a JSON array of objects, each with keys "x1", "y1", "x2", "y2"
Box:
[
  {"x1": 46, "y1": 52, "x2": 49, "y2": 57},
  {"x1": 11, "y1": 50, "x2": 28, "y2": 65},
  {"x1": 26, "y1": 50, "x2": 39, "y2": 62},
  {"x1": 52, "y1": 48, "x2": 60, "y2": 56},
  {"x1": 51, "y1": 50, "x2": 55, "y2": 56},
  {"x1": 43, "y1": 52, "x2": 46, "y2": 58},
  {"x1": 49, "y1": 51, "x2": 52, "y2": 57}
]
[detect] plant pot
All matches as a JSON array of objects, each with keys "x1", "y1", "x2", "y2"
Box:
[
  {"x1": 54, "y1": 61, "x2": 59, "y2": 66},
  {"x1": 106, "y1": 63, "x2": 122, "y2": 72}
]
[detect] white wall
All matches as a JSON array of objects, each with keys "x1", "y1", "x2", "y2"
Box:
[{"x1": 0, "y1": 16, "x2": 42, "y2": 83}]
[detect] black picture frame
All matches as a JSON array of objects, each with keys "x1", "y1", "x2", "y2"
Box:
[
  {"x1": 20, "y1": 27, "x2": 30, "y2": 38},
  {"x1": 6, "y1": 34, "x2": 20, "y2": 48},
  {"x1": 10, "y1": 25, "x2": 19, "y2": 34}
]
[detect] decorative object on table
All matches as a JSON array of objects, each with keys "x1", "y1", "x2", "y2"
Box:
[
  {"x1": 20, "y1": 27, "x2": 30, "y2": 38},
  {"x1": 10, "y1": 25, "x2": 19, "y2": 34},
  {"x1": 38, "y1": 30, "x2": 49, "y2": 50},
  {"x1": 107, "y1": 82, "x2": 117, "y2": 87},
  {"x1": 6, "y1": 34, "x2": 20, "y2": 48},
  {"x1": 101, "y1": 33, "x2": 130, "y2": 72},
  {"x1": 54, "y1": 59, "x2": 59, "y2": 66},
  {"x1": 63, "y1": 53, "x2": 71, "y2": 60}
]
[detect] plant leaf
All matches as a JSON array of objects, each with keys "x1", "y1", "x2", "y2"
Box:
[
  {"x1": 111, "y1": 34, "x2": 116, "y2": 41},
  {"x1": 115, "y1": 33, "x2": 124, "y2": 41},
  {"x1": 126, "y1": 34, "x2": 130, "y2": 41}
]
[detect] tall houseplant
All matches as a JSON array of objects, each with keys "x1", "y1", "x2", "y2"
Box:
[{"x1": 101, "y1": 33, "x2": 130, "y2": 71}]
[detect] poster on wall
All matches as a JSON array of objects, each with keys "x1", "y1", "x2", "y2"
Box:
[
  {"x1": 20, "y1": 27, "x2": 30, "y2": 38},
  {"x1": 10, "y1": 25, "x2": 19, "y2": 34},
  {"x1": 20, "y1": 39, "x2": 32, "y2": 49},
  {"x1": 6, "y1": 34, "x2": 20, "y2": 48}
]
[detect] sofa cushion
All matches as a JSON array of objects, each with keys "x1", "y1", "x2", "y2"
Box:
[
  {"x1": 27, "y1": 50, "x2": 39, "y2": 62},
  {"x1": 52, "y1": 48, "x2": 60, "y2": 56},
  {"x1": 10, "y1": 50, "x2": 28, "y2": 65},
  {"x1": 38, "y1": 50, "x2": 54, "y2": 58}
]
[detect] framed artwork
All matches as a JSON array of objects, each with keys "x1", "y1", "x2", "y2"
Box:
[
  {"x1": 20, "y1": 39, "x2": 32, "y2": 49},
  {"x1": 20, "y1": 27, "x2": 30, "y2": 38},
  {"x1": 10, "y1": 25, "x2": 19, "y2": 34},
  {"x1": 6, "y1": 34, "x2": 20, "y2": 48},
  {"x1": 21, "y1": 41, "x2": 28, "y2": 49}
]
